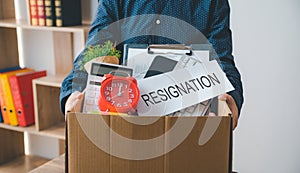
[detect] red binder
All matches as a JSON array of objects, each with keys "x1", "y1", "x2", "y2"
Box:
[
  {"x1": 9, "y1": 70, "x2": 47, "y2": 127},
  {"x1": 0, "y1": 68, "x2": 33, "y2": 125}
]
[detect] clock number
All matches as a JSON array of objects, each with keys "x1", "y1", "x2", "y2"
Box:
[
  {"x1": 105, "y1": 91, "x2": 110, "y2": 96},
  {"x1": 130, "y1": 94, "x2": 135, "y2": 99},
  {"x1": 128, "y1": 99, "x2": 133, "y2": 103},
  {"x1": 123, "y1": 102, "x2": 128, "y2": 107},
  {"x1": 106, "y1": 87, "x2": 113, "y2": 91},
  {"x1": 111, "y1": 101, "x2": 115, "y2": 105},
  {"x1": 106, "y1": 97, "x2": 111, "y2": 101},
  {"x1": 117, "y1": 103, "x2": 122, "y2": 108},
  {"x1": 128, "y1": 88, "x2": 133, "y2": 93}
]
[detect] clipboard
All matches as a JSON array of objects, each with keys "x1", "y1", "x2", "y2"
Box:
[
  {"x1": 122, "y1": 44, "x2": 213, "y2": 80},
  {"x1": 122, "y1": 44, "x2": 213, "y2": 66}
]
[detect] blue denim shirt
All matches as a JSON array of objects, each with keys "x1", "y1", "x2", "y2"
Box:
[{"x1": 60, "y1": 0, "x2": 244, "y2": 115}]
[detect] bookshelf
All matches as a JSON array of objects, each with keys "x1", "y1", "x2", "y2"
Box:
[{"x1": 0, "y1": 0, "x2": 95, "y2": 172}]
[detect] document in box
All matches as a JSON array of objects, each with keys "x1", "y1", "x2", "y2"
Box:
[
  {"x1": 124, "y1": 44, "x2": 217, "y2": 116},
  {"x1": 143, "y1": 55, "x2": 212, "y2": 116},
  {"x1": 136, "y1": 60, "x2": 234, "y2": 116}
]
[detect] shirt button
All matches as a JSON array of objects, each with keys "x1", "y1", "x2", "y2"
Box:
[{"x1": 156, "y1": 19, "x2": 161, "y2": 25}]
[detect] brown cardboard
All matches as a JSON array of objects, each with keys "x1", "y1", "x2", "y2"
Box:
[
  {"x1": 165, "y1": 116, "x2": 232, "y2": 173},
  {"x1": 68, "y1": 114, "x2": 110, "y2": 173},
  {"x1": 110, "y1": 116, "x2": 165, "y2": 173},
  {"x1": 67, "y1": 113, "x2": 232, "y2": 173}
]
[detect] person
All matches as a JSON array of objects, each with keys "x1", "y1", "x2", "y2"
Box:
[{"x1": 60, "y1": 0, "x2": 244, "y2": 129}]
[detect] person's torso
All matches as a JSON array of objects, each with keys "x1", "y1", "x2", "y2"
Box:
[{"x1": 113, "y1": 0, "x2": 212, "y2": 45}]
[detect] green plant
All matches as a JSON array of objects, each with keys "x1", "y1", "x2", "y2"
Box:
[{"x1": 80, "y1": 40, "x2": 121, "y2": 69}]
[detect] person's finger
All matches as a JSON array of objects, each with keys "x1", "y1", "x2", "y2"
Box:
[
  {"x1": 65, "y1": 91, "x2": 85, "y2": 115},
  {"x1": 218, "y1": 94, "x2": 227, "y2": 101},
  {"x1": 218, "y1": 94, "x2": 239, "y2": 130},
  {"x1": 232, "y1": 115, "x2": 238, "y2": 130},
  {"x1": 208, "y1": 112, "x2": 216, "y2": 116},
  {"x1": 73, "y1": 94, "x2": 84, "y2": 112}
]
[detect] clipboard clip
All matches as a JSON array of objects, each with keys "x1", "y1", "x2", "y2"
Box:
[{"x1": 147, "y1": 44, "x2": 192, "y2": 56}]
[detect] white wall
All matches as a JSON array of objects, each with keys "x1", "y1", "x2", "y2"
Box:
[
  {"x1": 24, "y1": 133, "x2": 60, "y2": 159},
  {"x1": 230, "y1": 0, "x2": 300, "y2": 172}
]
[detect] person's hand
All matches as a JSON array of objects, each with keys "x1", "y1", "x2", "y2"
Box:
[
  {"x1": 65, "y1": 91, "x2": 85, "y2": 118},
  {"x1": 218, "y1": 94, "x2": 239, "y2": 130}
]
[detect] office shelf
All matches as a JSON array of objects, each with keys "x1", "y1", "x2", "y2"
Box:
[{"x1": 0, "y1": 0, "x2": 92, "y2": 172}]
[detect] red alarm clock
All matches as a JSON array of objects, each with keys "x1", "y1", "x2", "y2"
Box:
[{"x1": 98, "y1": 73, "x2": 140, "y2": 114}]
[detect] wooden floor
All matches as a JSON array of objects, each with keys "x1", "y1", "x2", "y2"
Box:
[
  {"x1": 2, "y1": 154, "x2": 237, "y2": 173},
  {"x1": 0, "y1": 155, "x2": 49, "y2": 173},
  {"x1": 29, "y1": 154, "x2": 64, "y2": 173}
]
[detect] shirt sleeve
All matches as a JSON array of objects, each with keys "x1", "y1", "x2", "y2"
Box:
[
  {"x1": 207, "y1": 0, "x2": 244, "y2": 115},
  {"x1": 59, "y1": 0, "x2": 119, "y2": 115}
]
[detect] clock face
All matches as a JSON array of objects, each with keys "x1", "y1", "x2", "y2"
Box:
[{"x1": 103, "y1": 79, "x2": 137, "y2": 110}]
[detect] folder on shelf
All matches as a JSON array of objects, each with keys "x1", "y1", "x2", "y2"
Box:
[
  {"x1": 0, "y1": 68, "x2": 34, "y2": 126},
  {"x1": 0, "y1": 82, "x2": 4, "y2": 123},
  {"x1": 0, "y1": 66, "x2": 22, "y2": 124},
  {"x1": 0, "y1": 104, "x2": 2, "y2": 122},
  {"x1": 9, "y1": 70, "x2": 47, "y2": 127}
]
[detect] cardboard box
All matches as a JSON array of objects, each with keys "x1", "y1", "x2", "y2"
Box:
[{"x1": 67, "y1": 113, "x2": 232, "y2": 173}]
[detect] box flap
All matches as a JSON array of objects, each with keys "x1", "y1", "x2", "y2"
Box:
[
  {"x1": 68, "y1": 113, "x2": 110, "y2": 173},
  {"x1": 110, "y1": 116, "x2": 165, "y2": 173}
]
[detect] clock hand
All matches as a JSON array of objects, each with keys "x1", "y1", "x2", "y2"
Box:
[
  {"x1": 112, "y1": 91, "x2": 124, "y2": 99},
  {"x1": 117, "y1": 83, "x2": 123, "y2": 96}
]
